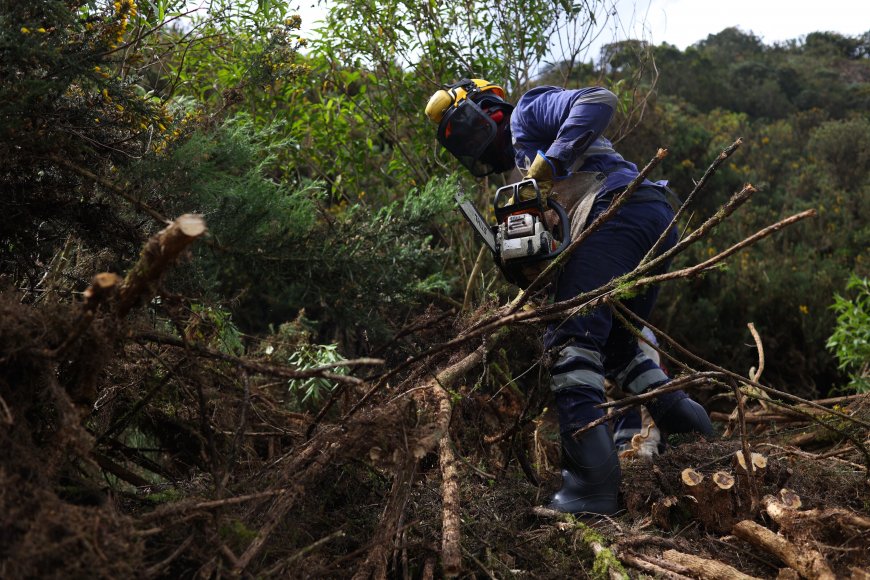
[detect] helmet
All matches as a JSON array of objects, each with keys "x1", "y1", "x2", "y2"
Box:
[
  {"x1": 425, "y1": 78, "x2": 514, "y2": 177},
  {"x1": 425, "y1": 78, "x2": 506, "y2": 124}
]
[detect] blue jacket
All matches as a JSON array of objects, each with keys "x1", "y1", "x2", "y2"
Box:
[{"x1": 510, "y1": 86, "x2": 655, "y2": 194}]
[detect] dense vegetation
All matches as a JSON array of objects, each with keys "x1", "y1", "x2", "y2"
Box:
[
  {"x1": 1, "y1": 0, "x2": 867, "y2": 576},
  {"x1": 4, "y1": 1, "x2": 866, "y2": 393},
  {"x1": 583, "y1": 29, "x2": 869, "y2": 395}
]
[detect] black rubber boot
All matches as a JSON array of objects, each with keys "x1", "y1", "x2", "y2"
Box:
[
  {"x1": 548, "y1": 424, "x2": 621, "y2": 515},
  {"x1": 646, "y1": 390, "x2": 713, "y2": 437}
]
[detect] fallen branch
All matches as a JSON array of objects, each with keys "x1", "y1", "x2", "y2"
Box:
[
  {"x1": 662, "y1": 548, "x2": 761, "y2": 580},
  {"x1": 352, "y1": 458, "x2": 417, "y2": 580},
  {"x1": 439, "y1": 436, "x2": 462, "y2": 578},
  {"x1": 732, "y1": 520, "x2": 835, "y2": 580},
  {"x1": 117, "y1": 214, "x2": 207, "y2": 317},
  {"x1": 555, "y1": 520, "x2": 627, "y2": 580},
  {"x1": 618, "y1": 550, "x2": 694, "y2": 580},
  {"x1": 136, "y1": 330, "x2": 381, "y2": 385},
  {"x1": 763, "y1": 494, "x2": 870, "y2": 530}
]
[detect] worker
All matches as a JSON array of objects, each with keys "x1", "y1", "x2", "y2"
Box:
[{"x1": 425, "y1": 79, "x2": 713, "y2": 515}]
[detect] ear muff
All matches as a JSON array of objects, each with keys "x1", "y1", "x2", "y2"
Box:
[
  {"x1": 425, "y1": 78, "x2": 506, "y2": 125},
  {"x1": 426, "y1": 88, "x2": 460, "y2": 124}
]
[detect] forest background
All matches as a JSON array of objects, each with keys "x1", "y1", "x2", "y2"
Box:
[{"x1": 1, "y1": 0, "x2": 868, "y2": 577}]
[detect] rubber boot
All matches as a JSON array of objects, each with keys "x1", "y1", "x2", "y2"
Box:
[
  {"x1": 646, "y1": 390, "x2": 713, "y2": 438},
  {"x1": 548, "y1": 424, "x2": 621, "y2": 515}
]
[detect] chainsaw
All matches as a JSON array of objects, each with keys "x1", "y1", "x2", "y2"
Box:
[{"x1": 455, "y1": 179, "x2": 570, "y2": 288}]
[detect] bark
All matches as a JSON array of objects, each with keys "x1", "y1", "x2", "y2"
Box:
[
  {"x1": 117, "y1": 214, "x2": 207, "y2": 317},
  {"x1": 439, "y1": 436, "x2": 461, "y2": 578},
  {"x1": 662, "y1": 549, "x2": 761, "y2": 580},
  {"x1": 732, "y1": 520, "x2": 835, "y2": 580}
]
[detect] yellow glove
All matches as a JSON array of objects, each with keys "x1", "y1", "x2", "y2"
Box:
[{"x1": 520, "y1": 151, "x2": 560, "y2": 201}]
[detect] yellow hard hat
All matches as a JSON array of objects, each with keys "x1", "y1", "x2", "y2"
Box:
[{"x1": 425, "y1": 78, "x2": 507, "y2": 124}]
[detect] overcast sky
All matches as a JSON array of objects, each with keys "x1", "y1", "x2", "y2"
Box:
[
  {"x1": 291, "y1": 0, "x2": 870, "y2": 52},
  {"x1": 608, "y1": 0, "x2": 870, "y2": 50}
]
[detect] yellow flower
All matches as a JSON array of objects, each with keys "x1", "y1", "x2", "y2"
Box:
[
  {"x1": 799, "y1": 305, "x2": 809, "y2": 315},
  {"x1": 37, "y1": 27, "x2": 46, "y2": 33},
  {"x1": 20, "y1": 27, "x2": 30, "y2": 34}
]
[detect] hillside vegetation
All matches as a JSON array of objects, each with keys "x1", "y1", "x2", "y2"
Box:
[{"x1": 1, "y1": 1, "x2": 867, "y2": 578}]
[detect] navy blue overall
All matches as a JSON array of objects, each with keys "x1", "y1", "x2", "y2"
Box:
[{"x1": 510, "y1": 86, "x2": 683, "y2": 437}]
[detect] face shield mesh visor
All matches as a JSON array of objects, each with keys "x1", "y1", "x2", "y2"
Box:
[{"x1": 437, "y1": 98, "x2": 500, "y2": 177}]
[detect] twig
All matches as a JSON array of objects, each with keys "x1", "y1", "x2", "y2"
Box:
[
  {"x1": 757, "y1": 443, "x2": 866, "y2": 472},
  {"x1": 136, "y1": 330, "x2": 381, "y2": 385},
  {"x1": 596, "y1": 372, "x2": 725, "y2": 409},
  {"x1": 731, "y1": 377, "x2": 759, "y2": 511},
  {"x1": 49, "y1": 155, "x2": 169, "y2": 225},
  {"x1": 342, "y1": 327, "x2": 507, "y2": 423},
  {"x1": 261, "y1": 530, "x2": 346, "y2": 576},
  {"x1": 572, "y1": 375, "x2": 714, "y2": 438},
  {"x1": 0, "y1": 394, "x2": 14, "y2": 425},
  {"x1": 96, "y1": 363, "x2": 179, "y2": 444},
  {"x1": 608, "y1": 300, "x2": 870, "y2": 452},
  {"x1": 747, "y1": 322, "x2": 765, "y2": 382},
  {"x1": 462, "y1": 245, "x2": 488, "y2": 312},
  {"x1": 640, "y1": 138, "x2": 743, "y2": 268},
  {"x1": 140, "y1": 488, "x2": 294, "y2": 522},
  {"x1": 144, "y1": 534, "x2": 195, "y2": 579},
  {"x1": 638, "y1": 183, "x2": 758, "y2": 278}
]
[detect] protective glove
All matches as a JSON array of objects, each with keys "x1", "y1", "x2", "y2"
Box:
[{"x1": 519, "y1": 151, "x2": 561, "y2": 201}]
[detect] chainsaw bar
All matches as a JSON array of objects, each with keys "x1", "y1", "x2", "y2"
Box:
[{"x1": 455, "y1": 190, "x2": 497, "y2": 254}]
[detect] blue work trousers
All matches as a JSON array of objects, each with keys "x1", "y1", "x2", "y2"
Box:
[{"x1": 545, "y1": 188, "x2": 678, "y2": 434}]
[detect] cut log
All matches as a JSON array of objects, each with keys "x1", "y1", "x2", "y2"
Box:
[
  {"x1": 779, "y1": 488, "x2": 801, "y2": 509},
  {"x1": 117, "y1": 214, "x2": 207, "y2": 317},
  {"x1": 713, "y1": 471, "x2": 735, "y2": 490},
  {"x1": 734, "y1": 450, "x2": 767, "y2": 472},
  {"x1": 732, "y1": 520, "x2": 835, "y2": 580},
  {"x1": 662, "y1": 549, "x2": 761, "y2": 580},
  {"x1": 681, "y1": 467, "x2": 705, "y2": 487},
  {"x1": 83, "y1": 272, "x2": 121, "y2": 312}
]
